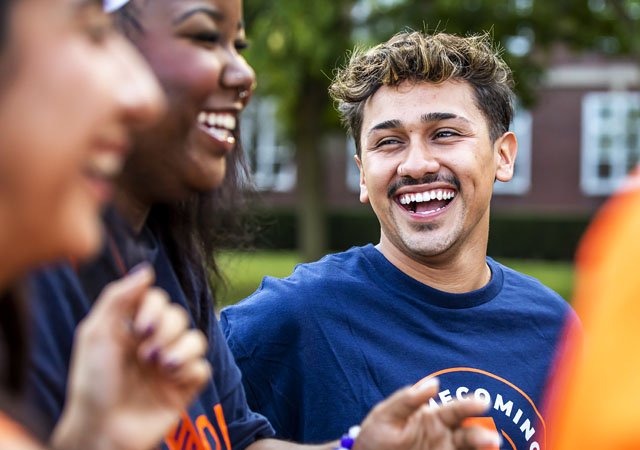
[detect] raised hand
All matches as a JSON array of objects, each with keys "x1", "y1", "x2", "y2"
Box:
[
  {"x1": 353, "y1": 379, "x2": 501, "y2": 450},
  {"x1": 52, "y1": 264, "x2": 211, "y2": 450}
]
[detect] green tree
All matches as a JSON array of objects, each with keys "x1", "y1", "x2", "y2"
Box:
[
  {"x1": 243, "y1": 1, "x2": 357, "y2": 262},
  {"x1": 243, "y1": 0, "x2": 639, "y2": 261},
  {"x1": 375, "y1": 0, "x2": 640, "y2": 103}
]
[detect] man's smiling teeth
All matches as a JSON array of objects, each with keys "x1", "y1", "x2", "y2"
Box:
[{"x1": 399, "y1": 190, "x2": 456, "y2": 205}]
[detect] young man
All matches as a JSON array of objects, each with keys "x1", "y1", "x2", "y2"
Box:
[{"x1": 221, "y1": 31, "x2": 576, "y2": 450}]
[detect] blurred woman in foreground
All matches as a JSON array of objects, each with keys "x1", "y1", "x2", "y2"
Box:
[{"x1": 0, "y1": 0, "x2": 211, "y2": 448}]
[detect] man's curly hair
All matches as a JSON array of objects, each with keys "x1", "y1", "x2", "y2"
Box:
[{"x1": 329, "y1": 31, "x2": 515, "y2": 156}]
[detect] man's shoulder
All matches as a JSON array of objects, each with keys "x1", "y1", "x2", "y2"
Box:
[
  {"x1": 232, "y1": 245, "x2": 372, "y2": 304},
  {"x1": 220, "y1": 246, "x2": 374, "y2": 347},
  {"x1": 490, "y1": 257, "x2": 571, "y2": 313}
]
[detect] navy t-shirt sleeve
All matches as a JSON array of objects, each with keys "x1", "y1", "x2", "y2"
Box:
[
  {"x1": 25, "y1": 264, "x2": 91, "y2": 435},
  {"x1": 209, "y1": 312, "x2": 275, "y2": 448},
  {"x1": 220, "y1": 278, "x2": 301, "y2": 441}
]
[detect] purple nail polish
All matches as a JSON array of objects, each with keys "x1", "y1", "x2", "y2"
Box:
[
  {"x1": 164, "y1": 359, "x2": 180, "y2": 371},
  {"x1": 147, "y1": 348, "x2": 160, "y2": 363},
  {"x1": 141, "y1": 323, "x2": 155, "y2": 338},
  {"x1": 128, "y1": 262, "x2": 151, "y2": 277}
]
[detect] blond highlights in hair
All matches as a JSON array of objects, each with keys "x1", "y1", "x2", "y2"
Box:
[{"x1": 329, "y1": 31, "x2": 515, "y2": 156}]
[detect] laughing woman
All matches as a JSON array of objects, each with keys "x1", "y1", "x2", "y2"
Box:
[
  {"x1": 0, "y1": 0, "x2": 211, "y2": 448},
  {"x1": 25, "y1": 1, "x2": 500, "y2": 450}
]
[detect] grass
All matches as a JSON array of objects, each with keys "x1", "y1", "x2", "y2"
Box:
[
  {"x1": 217, "y1": 251, "x2": 301, "y2": 308},
  {"x1": 216, "y1": 250, "x2": 574, "y2": 309},
  {"x1": 496, "y1": 257, "x2": 574, "y2": 302}
]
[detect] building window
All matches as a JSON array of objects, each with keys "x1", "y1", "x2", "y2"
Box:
[
  {"x1": 346, "y1": 106, "x2": 533, "y2": 195},
  {"x1": 240, "y1": 98, "x2": 296, "y2": 191},
  {"x1": 493, "y1": 106, "x2": 532, "y2": 195},
  {"x1": 346, "y1": 137, "x2": 360, "y2": 193},
  {"x1": 581, "y1": 92, "x2": 640, "y2": 195}
]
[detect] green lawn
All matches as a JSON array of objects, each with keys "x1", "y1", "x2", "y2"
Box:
[
  {"x1": 495, "y1": 257, "x2": 574, "y2": 302},
  {"x1": 216, "y1": 250, "x2": 574, "y2": 308},
  {"x1": 217, "y1": 251, "x2": 301, "y2": 308}
]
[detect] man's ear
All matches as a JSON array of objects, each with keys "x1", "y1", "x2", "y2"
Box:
[
  {"x1": 495, "y1": 131, "x2": 518, "y2": 182},
  {"x1": 354, "y1": 155, "x2": 369, "y2": 204}
]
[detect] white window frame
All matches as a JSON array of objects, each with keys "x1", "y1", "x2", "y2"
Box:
[
  {"x1": 346, "y1": 137, "x2": 360, "y2": 193},
  {"x1": 240, "y1": 98, "x2": 296, "y2": 192},
  {"x1": 581, "y1": 92, "x2": 640, "y2": 196},
  {"x1": 493, "y1": 106, "x2": 532, "y2": 195}
]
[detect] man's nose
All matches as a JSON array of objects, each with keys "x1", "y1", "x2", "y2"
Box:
[{"x1": 397, "y1": 141, "x2": 440, "y2": 179}]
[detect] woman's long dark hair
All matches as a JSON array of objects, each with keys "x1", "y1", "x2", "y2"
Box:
[
  {"x1": 0, "y1": 0, "x2": 29, "y2": 400},
  {"x1": 0, "y1": 285, "x2": 27, "y2": 396},
  {"x1": 0, "y1": 0, "x2": 8, "y2": 46},
  {"x1": 147, "y1": 135, "x2": 255, "y2": 328},
  {"x1": 0, "y1": 284, "x2": 34, "y2": 436}
]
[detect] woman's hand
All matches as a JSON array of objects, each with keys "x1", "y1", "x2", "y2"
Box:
[{"x1": 52, "y1": 264, "x2": 211, "y2": 450}]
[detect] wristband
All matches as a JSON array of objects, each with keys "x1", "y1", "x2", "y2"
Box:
[{"x1": 334, "y1": 425, "x2": 361, "y2": 450}]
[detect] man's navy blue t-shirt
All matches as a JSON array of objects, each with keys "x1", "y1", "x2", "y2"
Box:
[{"x1": 221, "y1": 244, "x2": 576, "y2": 449}]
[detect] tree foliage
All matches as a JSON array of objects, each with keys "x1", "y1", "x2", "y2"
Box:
[{"x1": 242, "y1": 0, "x2": 639, "y2": 260}]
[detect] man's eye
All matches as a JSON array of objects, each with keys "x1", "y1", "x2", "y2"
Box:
[
  {"x1": 376, "y1": 138, "x2": 401, "y2": 148},
  {"x1": 434, "y1": 130, "x2": 458, "y2": 139}
]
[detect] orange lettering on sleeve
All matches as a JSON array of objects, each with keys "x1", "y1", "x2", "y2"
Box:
[{"x1": 214, "y1": 404, "x2": 232, "y2": 450}]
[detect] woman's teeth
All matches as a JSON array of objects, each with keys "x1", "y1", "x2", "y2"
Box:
[
  {"x1": 197, "y1": 111, "x2": 237, "y2": 130},
  {"x1": 197, "y1": 111, "x2": 237, "y2": 145},
  {"x1": 87, "y1": 153, "x2": 123, "y2": 179}
]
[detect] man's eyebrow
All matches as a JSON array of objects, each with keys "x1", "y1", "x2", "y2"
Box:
[
  {"x1": 173, "y1": 7, "x2": 224, "y2": 25},
  {"x1": 367, "y1": 119, "x2": 403, "y2": 137},
  {"x1": 421, "y1": 112, "x2": 470, "y2": 124}
]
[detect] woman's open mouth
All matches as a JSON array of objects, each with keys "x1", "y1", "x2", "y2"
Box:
[{"x1": 197, "y1": 111, "x2": 237, "y2": 146}]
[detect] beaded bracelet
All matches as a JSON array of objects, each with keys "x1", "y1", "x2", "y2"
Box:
[{"x1": 334, "y1": 425, "x2": 361, "y2": 450}]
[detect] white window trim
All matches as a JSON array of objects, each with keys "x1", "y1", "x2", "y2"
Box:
[
  {"x1": 581, "y1": 91, "x2": 640, "y2": 196},
  {"x1": 346, "y1": 137, "x2": 360, "y2": 193},
  {"x1": 241, "y1": 98, "x2": 296, "y2": 192},
  {"x1": 494, "y1": 107, "x2": 532, "y2": 195}
]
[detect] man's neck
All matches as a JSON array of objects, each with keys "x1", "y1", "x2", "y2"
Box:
[{"x1": 376, "y1": 237, "x2": 491, "y2": 294}]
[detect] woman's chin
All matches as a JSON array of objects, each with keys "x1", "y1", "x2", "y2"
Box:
[
  {"x1": 59, "y1": 217, "x2": 104, "y2": 263},
  {"x1": 190, "y1": 168, "x2": 227, "y2": 194}
]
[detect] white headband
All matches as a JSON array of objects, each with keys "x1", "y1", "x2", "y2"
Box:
[{"x1": 104, "y1": 0, "x2": 131, "y2": 13}]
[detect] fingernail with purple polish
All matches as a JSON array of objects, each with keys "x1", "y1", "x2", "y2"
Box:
[
  {"x1": 128, "y1": 262, "x2": 151, "y2": 277},
  {"x1": 146, "y1": 348, "x2": 160, "y2": 363},
  {"x1": 164, "y1": 359, "x2": 180, "y2": 371},
  {"x1": 141, "y1": 323, "x2": 155, "y2": 338}
]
